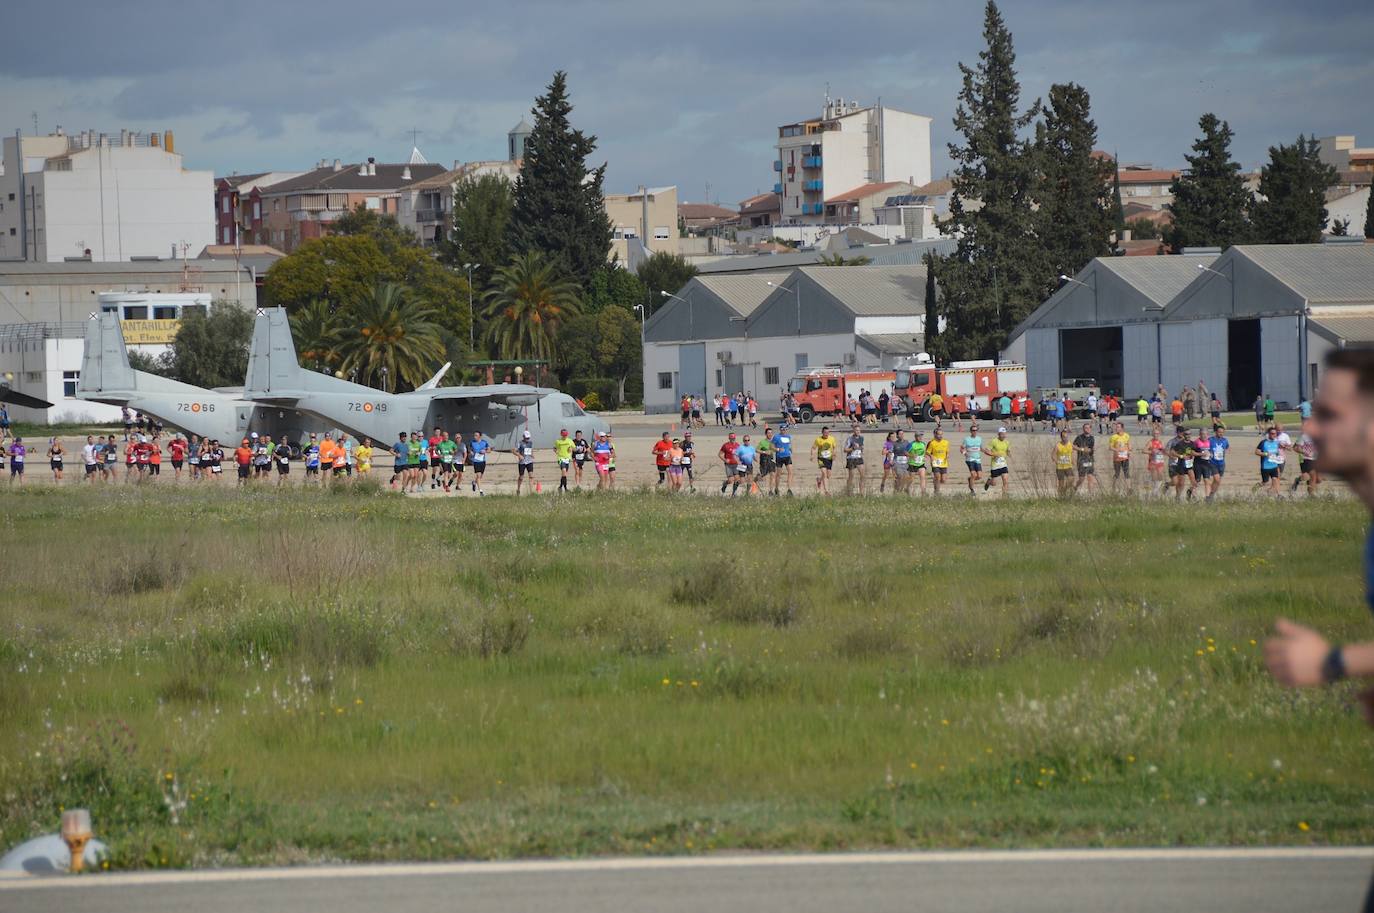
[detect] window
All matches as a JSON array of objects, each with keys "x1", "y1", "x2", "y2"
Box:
[
  {"x1": 153, "y1": 306, "x2": 178, "y2": 320},
  {"x1": 365, "y1": 197, "x2": 380, "y2": 210},
  {"x1": 653, "y1": 226, "x2": 670, "y2": 240},
  {"x1": 7, "y1": 228, "x2": 13, "y2": 236},
  {"x1": 806, "y1": 379, "x2": 822, "y2": 392},
  {"x1": 715, "y1": 370, "x2": 723, "y2": 386},
  {"x1": 764, "y1": 367, "x2": 779, "y2": 385},
  {"x1": 7, "y1": 193, "x2": 14, "y2": 201},
  {"x1": 63, "y1": 371, "x2": 79, "y2": 398},
  {"x1": 561, "y1": 401, "x2": 585, "y2": 417},
  {"x1": 657, "y1": 372, "x2": 673, "y2": 390},
  {"x1": 252, "y1": 201, "x2": 261, "y2": 219},
  {"x1": 222, "y1": 196, "x2": 230, "y2": 214},
  {"x1": 794, "y1": 353, "x2": 808, "y2": 371},
  {"x1": 826, "y1": 379, "x2": 839, "y2": 389},
  {"x1": 25, "y1": 371, "x2": 42, "y2": 384},
  {"x1": 122, "y1": 306, "x2": 148, "y2": 320},
  {"x1": 914, "y1": 372, "x2": 932, "y2": 386},
  {"x1": 221, "y1": 227, "x2": 231, "y2": 244}
]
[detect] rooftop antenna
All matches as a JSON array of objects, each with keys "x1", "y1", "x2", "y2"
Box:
[
  {"x1": 31, "y1": 111, "x2": 38, "y2": 135},
  {"x1": 409, "y1": 127, "x2": 422, "y2": 147}
]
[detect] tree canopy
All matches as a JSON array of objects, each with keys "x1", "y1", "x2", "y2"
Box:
[
  {"x1": 335, "y1": 282, "x2": 446, "y2": 392},
  {"x1": 507, "y1": 71, "x2": 613, "y2": 287},
  {"x1": 635, "y1": 251, "x2": 698, "y2": 312},
  {"x1": 160, "y1": 305, "x2": 254, "y2": 388},
  {"x1": 481, "y1": 250, "x2": 583, "y2": 364},
  {"x1": 1035, "y1": 82, "x2": 1114, "y2": 296},
  {"x1": 1165, "y1": 114, "x2": 1252, "y2": 251},
  {"x1": 1250, "y1": 135, "x2": 1338, "y2": 244},
  {"x1": 440, "y1": 174, "x2": 513, "y2": 292}
]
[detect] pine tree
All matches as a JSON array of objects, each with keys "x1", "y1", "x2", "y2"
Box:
[
  {"x1": 1035, "y1": 83, "x2": 1115, "y2": 295},
  {"x1": 1250, "y1": 135, "x2": 1338, "y2": 244},
  {"x1": 507, "y1": 71, "x2": 613, "y2": 287},
  {"x1": 937, "y1": 1, "x2": 1043, "y2": 360},
  {"x1": 1165, "y1": 114, "x2": 1252, "y2": 250}
]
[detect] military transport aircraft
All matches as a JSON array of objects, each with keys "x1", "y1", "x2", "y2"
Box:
[
  {"x1": 77, "y1": 312, "x2": 327, "y2": 444},
  {"x1": 243, "y1": 307, "x2": 610, "y2": 448}
]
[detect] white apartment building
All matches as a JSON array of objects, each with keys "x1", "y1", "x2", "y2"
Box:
[
  {"x1": 773, "y1": 97, "x2": 931, "y2": 226},
  {"x1": 0, "y1": 129, "x2": 214, "y2": 263}
]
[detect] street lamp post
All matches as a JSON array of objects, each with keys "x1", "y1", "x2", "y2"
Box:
[
  {"x1": 765, "y1": 280, "x2": 802, "y2": 336},
  {"x1": 463, "y1": 262, "x2": 479, "y2": 350}
]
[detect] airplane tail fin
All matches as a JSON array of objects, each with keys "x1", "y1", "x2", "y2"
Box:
[
  {"x1": 245, "y1": 307, "x2": 372, "y2": 396},
  {"x1": 78, "y1": 313, "x2": 137, "y2": 395},
  {"x1": 79, "y1": 312, "x2": 215, "y2": 398}
]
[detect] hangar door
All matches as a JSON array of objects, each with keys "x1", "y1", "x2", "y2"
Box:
[
  {"x1": 677, "y1": 343, "x2": 706, "y2": 400},
  {"x1": 1160, "y1": 320, "x2": 1226, "y2": 405}
]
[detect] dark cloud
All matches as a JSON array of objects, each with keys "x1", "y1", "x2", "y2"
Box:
[{"x1": 1, "y1": 0, "x2": 1370, "y2": 202}]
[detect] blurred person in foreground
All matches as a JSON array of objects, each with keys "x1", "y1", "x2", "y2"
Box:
[{"x1": 1265, "y1": 349, "x2": 1374, "y2": 912}]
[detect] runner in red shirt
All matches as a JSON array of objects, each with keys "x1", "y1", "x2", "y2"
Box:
[
  {"x1": 168, "y1": 436, "x2": 187, "y2": 480},
  {"x1": 718, "y1": 432, "x2": 740, "y2": 495},
  {"x1": 147, "y1": 438, "x2": 162, "y2": 479},
  {"x1": 234, "y1": 439, "x2": 253, "y2": 486},
  {"x1": 651, "y1": 431, "x2": 674, "y2": 487}
]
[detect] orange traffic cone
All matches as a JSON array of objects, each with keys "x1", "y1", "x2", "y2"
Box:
[{"x1": 535, "y1": 481, "x2": 542, "y2": 493}]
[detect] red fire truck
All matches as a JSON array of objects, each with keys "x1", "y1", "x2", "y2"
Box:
[{"x1": 785, "y1": 357, "x2": 1028, "y2": 422}]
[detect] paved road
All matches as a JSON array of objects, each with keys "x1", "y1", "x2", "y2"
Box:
[{"x1": 3, "y1": 848, "x2": 1370, "y2": 913}]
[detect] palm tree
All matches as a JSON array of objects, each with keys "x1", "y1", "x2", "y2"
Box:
[
  {"x1": 481, "y1": 251, "x2": 582, "y2": 364},
  {"x1": 336, "y1": 282, "x2": 446, "y2": 392},
  {"x1": 290, "y1": 299, "x2": 342, "y2": 372}
]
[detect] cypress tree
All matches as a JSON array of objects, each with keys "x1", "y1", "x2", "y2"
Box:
[
  {"x1": 922, "y1": 252, "x2": 940, "y2": 357},
  {"x1": 938, "y1": 0, "x2": 1042, "y2": 360},
  {"x1": 1035, "y1": 83, "x2": 1115, "y2": 295},
  {"x1": 507, "y1": 71, "x2": 613, "y2": 287},
  {"x1": 1365, "y1": 187, "x2": 1374, "y2": 239},
  {"x1": 1165, "y1": 114, "x2": 1252, "y2": 250},
  {"x1": 1112, "y1": 156, "x2": 1126, "y2": 236},
  {"x1": 1250, "y1": 135, "x2": 1338, "y2": 244}
]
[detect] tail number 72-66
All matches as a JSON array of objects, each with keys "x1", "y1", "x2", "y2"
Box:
[
  {"x1": 347, "y1": 401, "x2": 386, "y2": 413},
  {"x1": 177, "y1": 402, "x2": 216, "y2": 413}
]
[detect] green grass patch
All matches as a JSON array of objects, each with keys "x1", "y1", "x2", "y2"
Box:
[{"x1": 0, "y1": 486, "x2": 1371, "y2": 868}]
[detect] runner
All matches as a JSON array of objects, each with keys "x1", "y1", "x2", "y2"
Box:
[
  {"x1": 411, "y1": 430, "x2": 427, "y2": 492},
  {"x1": 769, "y1": 425, "x2": 794, "y2": 496},
  {"x1": 680, "y1": 431, "x2": 696, "y2": 491},
  {"x1": 274, "y1": 435, "x2": 292, "y2": 485},
  {"x1": 906, "y1": 429, "x2": 928, "y2": 496},
  {"x1": 889, "y1": 430, "x2": 909, "y2": 495},
  {"x1": 81, "y1": 435, "x2": 99, "y2": 483},
  {"x1": 735, "y1": 434, "x2": 757, "y2": 495},
  {"x1": 147, "y1": 436, "x2": 162, "y2": 480},
  {"x1": 1191, "y1": 426, "x2": 1212, "y2": 499},
  {"x1": 168, "y1": 435, "x2": 187, "y2": 481},
  {"x1": 680, "y1": 395, "x2": 692, "y2": 429},
  {"x1": 436, "y1": 432, "x2": 456, "y2": 490},
  {"x1": 927, "y1": 426, "x2": 950, "y2": 495},
  {"x1": 234, "y1": 437, "x2": 253, "y2": 487},
  {"x1": 593, "y1": 432, "x2": 613, "y2": 491},
  {"x1": 1108, "y1": 421, "x2": 1131, "y2": 494},
  {"x1": 318, "y1": 433, "x2": 337, "y2": 487},
  {"x1": 356, "y1": 437, "x2": 372, "y2": 480},
  {"x1": 880, "y1": 431, "x2": 898, "y2": 494},
  {"x1": 7, "y1": 436, "x2": 29, "y2": 484},
  {"x1": 1145, "y1": 427, "x2": 1166, "y2": 492},
  {"x1": 1052, "y1": 429, "x2": 1075, "y2": 497},
  {"x1": 1255, "y1": 426, "x2": 1282, "y2": 497},
  {"x1": 1262, "y1": 393, "x2": 1276, "y2": 430},
  {"x1": 252, "y1": 432, "x2": 271, "y2": 480},
  {"x1": 961, "y1": 423, "x2": 983, "y2": 495},
  {"x1": 1096, "y1": 394, "x2": 1111, "y2": 434},
  {"x1": 718, "y1": 431, "x2": 742, "y2": 496},
  {"x1": 332, "y1": 432, "x2": 350, "y2": 481},
  {"x1": 186, "y1": 434, "x2": 201, "y2": 482},
  {"x1": 452, "y1": 433, "x2": 467, "y2": 490},
  {"x1": 123, "y1": 435, "x2": 137, "y2": 482},
  {"x1": 102, "y1": 434, "x2": 118, "y2": 482},
  {"x1": 652, "y1": 432, "x2": 674, "y2": 487},
  {"x1": 756, "y1": 426, "x2": 774, "y2": 487},
  {"x1": 572, "y1": 431, "x2": 589, "y2": 488},
  {"x1": 1273, "y1": 421, "x2": 1293, "y2": 485},
  {"x1": 468, "y1": 430, "x2": 490, "y2": 495},
  {"x1": 812, "y1": 426, "x2": 837, "y2": 495},
  {"x1": 605, "y1": 433, "x2": 619, "y2": 489},
  {"x1": 206, "y1": 439, "x2": 224, "y2": 481},
  {"x1": 47, "y1": 437, "x2": 64, "y2": 483},
  {"x1": 1150, "y1": 397, "x2": 1165, "y2": 429},
  {"x1": 1168, "y1": 426, "x2": 1197, "y2": 501},
  {"x1": 843, "y1": 424, "x2": 865, "y2": 496},
  {"x1": 510, "y1": 430, "x2": 536, "y2": 495},
  {"x1": 1290, "y1": 422, "x2": 1319, "y2": 496},
  {"x1": 552, "y1": 430, "x2": 574, "y2": 493},
  {"x1": 1206, "y1": 425, "x2": 1228, "y2": 502},
  {"x1": 428, "y1": 427, "x2": 444, "y2": 490},
  {"x1": 983, "y1": 427, "x2": 1011, "y2": 496}
]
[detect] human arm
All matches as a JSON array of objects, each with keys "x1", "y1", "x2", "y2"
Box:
[{"x1": 1265, "y1": 618, "x2": 1374, "y2": 686}]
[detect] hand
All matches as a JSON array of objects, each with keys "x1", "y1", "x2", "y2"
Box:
[{"x1": 1264, "y1": 618, "x2": 1330, "y2": 687}]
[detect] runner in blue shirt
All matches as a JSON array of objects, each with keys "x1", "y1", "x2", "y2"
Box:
[
  {"x1": 961, "y1": 425, "x2": 984, "y2": 494},
  {"x1": 468, "y1": 431, "x2": 490, "y2": 495},
  {"x1": 769, "y1": 427, "x2": 794, "y2": 495},
  {"x1": 1255, "y1": 427, "x2": 1281, "y2": 495},
  {"x1": 389, "y1": 432, "x2": 408, "y2": 489},
  {"x1": 734, "y1": 436, "x2": 757, "y2": 496},
  {"x1": 1205, "y1": 429, "x2": 1229, "y2": 501}
]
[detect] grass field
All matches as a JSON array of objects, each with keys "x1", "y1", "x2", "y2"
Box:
[{"x1": 1, "y1": 485, "x2": 1371, "y2": 869}]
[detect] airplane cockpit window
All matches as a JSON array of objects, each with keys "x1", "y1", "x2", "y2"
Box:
[{"x1": 561, "y1": 401, "x2": 585, "y2": 417}]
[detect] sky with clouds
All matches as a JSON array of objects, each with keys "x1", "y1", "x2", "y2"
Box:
[{"x1": 3, "y1": 0, "x2": 1371, "y2": 205}]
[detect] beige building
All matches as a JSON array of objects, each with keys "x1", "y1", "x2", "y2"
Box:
[
  {"x1": 606, "y1": 185, "x2": 679, "y2": 265},
  {"x1": 396, "y1": 159, "x2": 523, "y2": 247}
]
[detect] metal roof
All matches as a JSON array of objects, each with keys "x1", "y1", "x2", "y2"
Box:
[
  {"x1": 858, "y1": 333, "x2": 925, "y2": 355},
  {"x1": 694, "y1": 271, "x2": 790, "y2": 316},
  {"x1": 1094, "y1": 256, "x2": 1216, "y2": 307},
  {"x1": 696, "y1": 238, "x2": 955, "y2": 274},
  {"x1": 1234, "y1": 244, "x2": 1374, "y2": 304},
  {"x1": 796, "y1": 264, "x2": 928, "y2": 316},
  {"x1": 0, "y1": 260, "x2": 248, "y2": 276},
  {"x1": 1309, "y1": 314, "x2": 1374, "y2": 345}
]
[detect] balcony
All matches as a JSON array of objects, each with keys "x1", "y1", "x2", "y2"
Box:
[
  {"x1": 803, "y1": 179, "x2": 823, "y2": 192},
  {"x1": 802, "y1": 155, "x2": 823, "y2": 168},
  {"x1": 772, "y1": 183, "x2": 783, "y2": 194},
  {"x1": 772, "y1": 160, "x2": 782, "y2": 172},
  {"x1": 415, "y1": 208, "x2": 446, "y2": 223},
  {"x1": 803, "y1": 203, "x2": 824, "y2": 215}
]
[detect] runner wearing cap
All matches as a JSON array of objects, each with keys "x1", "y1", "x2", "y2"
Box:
[
  {"x1": 735, "y1": 434, "x2": 757, "y2": 496},
  {"x1": 553, "y1": 429, "x2": 574, "y2": 492},
  {"x1": 593, "y1": 432, "x2": 613, "y2": 491},
  {"x1": 512, "y1": 430, "x2": 536, "y2": 495},
  {"x1": 234, "y1": 437, "x2": 253, "y2": 486},
  {"x1": 667, "y1": 437, "x2": 685, "y2": 491},
  {"x1": 983, "y1": 427, "x2": 1011, "y2": 496},
  {"x1": 605, "y1": 433, "x2": 619, "y2": 489}
]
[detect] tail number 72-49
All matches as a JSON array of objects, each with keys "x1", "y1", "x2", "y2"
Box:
[{"x1": 346, "y1": 401, "x2": 386, "y2": 413}]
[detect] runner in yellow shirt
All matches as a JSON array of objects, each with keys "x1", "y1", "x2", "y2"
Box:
[
  {"x1": 925, "y1": 426, "x2": 950, "y2": 495},
  {"x1": 1108, "y1": 422, "x2": 1131, "y2": 493},
  {"x1": 552, "y1": 428, "x2": 575, "y2": 493},
  {"x1": 811, "y1": 427, "x2": 837, "y2": 495},
  {"x1": 1052, "y1": 429, "x2": 1075, "y2": 496},
  {"x1": 355, "y1": 438, "x2": 373, "y2": 477},
  {"x1": 982, "y1": 426, "x2": 1011, "y2": 496}
]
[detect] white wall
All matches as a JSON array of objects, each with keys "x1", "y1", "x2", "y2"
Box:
[
  {"x1": 1327, "y1": 187, "x2": 1370, "y2": 237},
  {"x1": 0, "y1": 336, "x2": 123, "y2": 424},
  {"x1": 877, "y1": 108, "x2": 932, "y2": 187},
  {"x1": 853, "y1": 315, "x2": 923, "y2": 335},
  {"x1": 31, "y1": 145, "x2": 213, "y2": 262}
]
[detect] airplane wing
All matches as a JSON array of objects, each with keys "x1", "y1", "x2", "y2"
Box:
[
  {"x1": 0, "y1": 385, "x2": 54, "y2": 410},
  {"x1": 424, "y1": 384, "x2": 545, "y2": 407}
]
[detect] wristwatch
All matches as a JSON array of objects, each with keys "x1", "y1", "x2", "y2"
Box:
[{"x1": 1321, "y1": 646, "x2": 1347, "y2": 684}]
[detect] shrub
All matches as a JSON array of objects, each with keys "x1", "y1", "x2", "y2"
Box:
[{"x1": 449, "y1": 603, "x2": 531, "y2": 659}]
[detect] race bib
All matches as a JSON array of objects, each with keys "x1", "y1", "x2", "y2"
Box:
[
  {"x1": 993, "y1": 456, "x2": 1007, "y2": 469},
  {"x1": 1212, "y1": 447, "x2": 1225, "y2": 461},
  {"x1": 932, "y1": 457, "x2": 947, "y2": 468},
  {"x1": 1183, "y1": 458, "x2": 1193, "y2": 468},
  {"x1": 850, "y1": 448, "x2": 863, "y2": 460}
]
